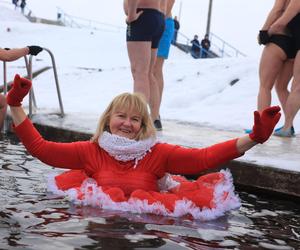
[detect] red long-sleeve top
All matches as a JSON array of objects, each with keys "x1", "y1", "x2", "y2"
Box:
[{"x1": 14, "y1": 118, "x2": 242, "y2": 195}]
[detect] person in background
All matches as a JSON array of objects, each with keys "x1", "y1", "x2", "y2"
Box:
[
  {"x1": 172, "y1": 15, "x2": 180, "y2": 45},
  {"x1": 251, "y1": 0, "x2": 296, "y2": 137},
  {"x1": 200, "y1": 34, "x2": 211, "y2": 58},
  {"x1": 152, "y1": 0, "x2": 175, "y2": 131},
  {"x1": 269, "y1": 0, "x2": 300, "y2": 137},
  {"x1": 0, "y1": 46, "x2": 43, "y2": 131},
  {"x1": 12, "y1": 0, "x2": 19, "y2": 10},
  {"x1": 123, "y1": 0, "x2": 165, "y2": 128},
  {"x1": 20, "y1": 0, "x2": 26, "y2": 14},
  {"x1": 190, "y1": 35, "x2": 200, "y2": 59},
  {"x1": 6, "y1": 74, "x2": 281, "y2": 218}
]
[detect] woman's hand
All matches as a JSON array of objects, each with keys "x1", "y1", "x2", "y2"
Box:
[
  {"x1": 6, "y1": 74, "x2": 32, "y2": 106},
  {"x1": 249, "y1": 106, "x2": 281, "y2": 143},
  {"x1": 268, "y1": 21, "x2": 286, "y2": 35},
  {"x1": 257, "y1": 30, "x2": 270, "y2": 45}
]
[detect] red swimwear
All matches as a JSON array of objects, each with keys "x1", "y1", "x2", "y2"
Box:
[{"x1": 15, "y1": 118, "x2": 242, "y2": 220}]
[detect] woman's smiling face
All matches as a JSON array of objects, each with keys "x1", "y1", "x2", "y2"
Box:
[{"x1": 109, "y1": 109, "x2": 142, "y2": 139}]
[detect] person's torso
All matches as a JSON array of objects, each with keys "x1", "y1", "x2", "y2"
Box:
[
  {"x1": 192, "y1": 40, "x2": 200, "y2": 50},
  {"x1": 159, "y1": 0, "x2": 174, "y2": 18},
  {"x1": 81, "y1": 143, "x2": 170, "y2": 195},
  {"x1": 124, "y1": 0, "x2": 161, "y2": 12},
  {"x1": 201, "y1": 39, "x2": 210, "y2": 48},
  {"x1": 138, "y1": 0, "x2": 161, "y2": 10}
]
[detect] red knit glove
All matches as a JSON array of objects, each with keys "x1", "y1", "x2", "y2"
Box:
[
  {"x1": 6, "y1": 74, "x2": 32, "y2": 106},
  {"x1": 249, "y1": 106, "x2": 281, "y2": 143}
]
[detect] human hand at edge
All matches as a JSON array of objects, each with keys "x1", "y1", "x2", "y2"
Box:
[
  {"x1": 249, "y1": 106, "x2": 281, "y2": 144},
  {"x1": 258, "y1": 30, "x2": 270, "y2": 45},
  {"x1": 126, "y1": 10, "x2": 143, "y2": 24},
  {"x1": 268, "y1": 21, "x2": 286, "y2": 36},
  {"x1": 6, "y1": 74, "x2": 32, "y2": 106},
  {"x1": 27, "y1": 45, "x2": 43, "y2": 56}
]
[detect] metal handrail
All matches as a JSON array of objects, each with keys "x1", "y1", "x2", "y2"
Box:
[
  {"x1": 24, "y1": 56, "x2": 37, "y2": 110},
  {"x1": 1, "y1": 47, "x2": 64, "y2": 133},
  {"x1": 176, "y1": 31, "x2": 246, "y2": 58},
  {"x1": 2, "y1": 61, "x2": 8, "y2": 133},
  {"x1": 28, "y1": 48, "x2": 64, "y2": 118},
  {"x1": 210, "y1": 32, "x2": 247, "y2": 57},
  {"x1": 56, "y1": 7, "x2": 125, "y2": 33}
]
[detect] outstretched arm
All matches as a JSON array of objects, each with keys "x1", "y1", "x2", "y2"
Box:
[
  {"x1": 7, "y1": 75, "x2": 85, "y2": 170},
  {"x1": 236, "y1": 135, "x2": 257, "y2": 153},
  {"x1": 0, "y1": 47, "x2": 29, "y2": 62},
  {"x1": 166, "y1": 106, "x2": 281, "y2": 174},
  {"x1": 0, "y1": 46, "x2": 43, "y2": 62}
]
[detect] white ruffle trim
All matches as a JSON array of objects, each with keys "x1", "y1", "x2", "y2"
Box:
[{"x1": 47, "y1": 169, "x2": 241, "y2": 221}]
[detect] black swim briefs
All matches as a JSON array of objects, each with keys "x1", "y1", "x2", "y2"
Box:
[
  {"x1": 287, "y1": 13, "x2": 300, "y2": 51},
  {"x1": 269, "y1": 34, "x2": 297, "y2": 59},
  {"x1": 126, "y1": 8, "x2": 165, "y2": 49}
]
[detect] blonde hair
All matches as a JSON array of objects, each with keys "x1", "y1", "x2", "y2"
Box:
[{"x1": 91, "y1": 92, "x2": 156, "y2": 142}]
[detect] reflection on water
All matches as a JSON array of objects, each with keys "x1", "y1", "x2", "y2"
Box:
[{"x1": 0, "y1": 134, "x2": 299, "y2": 249}]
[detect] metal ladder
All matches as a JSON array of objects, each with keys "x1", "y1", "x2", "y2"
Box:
[{"x1": 1, "y1": 47, "x2": 64, "y2": 133}]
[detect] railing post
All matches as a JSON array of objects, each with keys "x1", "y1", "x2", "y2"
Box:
[
  {"x1": 2, "y1": 62, "x2": 8, "y2": 133},
  {"x1": 24, "y1": 55, "x2": 37, "y2": 118},
  {"x1": 28, "y1": 55, "x2": 34, "y2": 118},
  {"x1": 222, "y1": 43, "x2": 225, "y2": 58},
  {"x1": 3, "y1": 62, "x2": 7, "y2": 96},
  {"x1": 28, "y1": 49, "x2": 64, "y2": 117},
  {"x1": 206, "y1": 0, "x2": 213, "y2": 36},
  {"x1": 43, "y1": 48, "x2": 65, "y2": 117}
]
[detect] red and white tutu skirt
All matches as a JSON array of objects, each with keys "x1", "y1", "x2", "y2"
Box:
[{"x1": 47, "y1": 169, "x2": 240, "y2": 221}]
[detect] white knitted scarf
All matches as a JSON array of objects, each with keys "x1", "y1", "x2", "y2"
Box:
[{"x1": 98, "y1": 131, "x2": 157, "y2": 168}]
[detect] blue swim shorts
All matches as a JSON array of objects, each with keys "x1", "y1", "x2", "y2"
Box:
[{"x1": 157, "y1": 17, "x2": 175, "y2": 59}]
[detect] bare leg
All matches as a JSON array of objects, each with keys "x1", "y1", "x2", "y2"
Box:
[
  {"x1": 281, "y1": 51, "x2": 300, "y2": 130},
  {"x1": 257, "y1": 44, "x2": 287, "y2": 113},
  {"x1": 153, "y1": 56, "x2": 165, "y2": 111},
  {"x1": 127, "y1": 41, "x2": 152, "y2": 102},
  {"x1": 275, "y1": 59, "x2": 294, "y2": 116},
  {"x1": 0, "y1": 94, "x2": 7, "y2": 130},
  {"x1": 149, "y1": 48, "x2": 160, "y2": 120}
]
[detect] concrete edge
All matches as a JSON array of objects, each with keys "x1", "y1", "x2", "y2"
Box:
[
  {"x1": 223, "y1": 161, "x2": 300, "y2": 198},
  {"x1": 32, "y1": 122, "x2": 300, "y2": 198}
]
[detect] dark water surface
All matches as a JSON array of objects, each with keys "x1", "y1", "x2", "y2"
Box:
[{"x1": 0, "y1": 135, "x2": 299, "y2": 250}]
